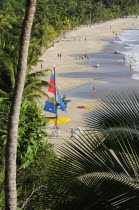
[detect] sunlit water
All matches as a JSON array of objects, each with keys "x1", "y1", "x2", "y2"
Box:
[{"x1": 116, "y1": 27, "x2": 139, "y2": 80}]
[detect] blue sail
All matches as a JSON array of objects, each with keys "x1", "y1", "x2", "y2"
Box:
[
  {"x1": 44, "y1": 101, "x2": 56, "y2": 113},
  {"x1": 57, "y1": 89, "x2": 66, "y2": 111}
]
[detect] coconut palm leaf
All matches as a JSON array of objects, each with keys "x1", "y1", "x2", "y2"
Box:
[
  {"x1": 0, "y1": 89, "x2": 10, "y2": 99},
  {"x1": 46, "y1": 90, "x2": 139, "y2": 209},
  {"x1": 1, "y1": 59, "x2": 16, "y2": 90},
  {"x1": 0, "y1": 79, "x2": 9, "y2": 92},
  {"x1": 0, "y1": 34, "x2": 50, "y2": 101},
  {"x1": 85, "y1": 89, "x2": 139, "y2": 130},
  {"x1": 24, "y1": 80, "x2": 42, "y2": 90},
  {"x1": 25, "y1": 90, "x2": 48, "y2": 100},
  {"x1": 27, "y1": 69, "x2": 49, "y2": 79},
  {"x1": 24, "y1": 93, "x2": 45, "y2": 101},
  {"x1": 27, "y1": 42, "x2": 41, "y2": 70},
  {"x1": 47, "y1": 126, "x2": 139, "y2": 209},
  {"x1": 24, "y1": 80, "x2": 49, "y2": 95}
]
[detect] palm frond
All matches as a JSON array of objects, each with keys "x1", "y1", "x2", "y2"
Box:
[
  {"x1": 24, "y1": 79, "x2": 49, "y2": 92},
  {"x1": 48, "y1": 126, "x2": 139, "y2": 209},
  {"x1": 0, "y1": 58, "x2": 16, "y2": 91},
  {"x1": 24, "y1": 86, "x2": 48, "y2": 99},
  {"x1": 0, "y1": 89, "x2": 10, "y2": 98},
  {"x1": 25, "y1": 90, "x2": 48, "y2": 98},
  {"x1": 85, "y1": 89, "x2": 139, "y2": 130},
  {"x1": 0, "y1": 79, "x2": 9, "y2": 91},
  {"x1": 47, "y1": 90, "x2": 139, "y2": 209},
  {"x1": 24, "y1": 80, "x2": 42, "y2": 93},
  {"x1": 27, "y1": 69, "x2": 50, "y2": 78}
]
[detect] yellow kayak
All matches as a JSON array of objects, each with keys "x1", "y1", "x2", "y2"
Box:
[
  {"x1": 48, "y1": 117, "x2": 70, "y2": 123},
  {"x1": 77, "y1": 106, "x2": 94, "y2": 109}
]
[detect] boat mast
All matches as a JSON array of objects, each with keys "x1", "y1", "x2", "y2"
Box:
[{"x1": 53, "y1": 65, "x2": 58, "y2": 129}]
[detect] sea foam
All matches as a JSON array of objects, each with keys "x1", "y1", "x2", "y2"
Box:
[{"x1": 118, "y1": 27, "x2": 139, "y2": 80}]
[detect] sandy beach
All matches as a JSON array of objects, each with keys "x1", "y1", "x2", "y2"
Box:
[{"x1": 34, "y1": 17, "x2": 139, "y2": 146}]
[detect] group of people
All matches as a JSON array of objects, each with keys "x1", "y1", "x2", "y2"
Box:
[
  {"x1": 76, "y1": 54, "x2": 89, "y2": 60},
  {"x1": 57, "y1": 53, "x2": 62, "y2": 58}
]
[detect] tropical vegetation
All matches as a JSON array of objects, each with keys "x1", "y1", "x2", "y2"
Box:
[
  {"x1": 44, "y1": 90, "x2": 139, "y2": 209},
  {"x1": 0, "y1": 0, "x2": 139, "y2": 98},
  {"x1": 5, "y1": 1, "x2": 37, "y2": 208},
  {"x1": 1, "y1": 0, "x2": 139, "y2": 209},
  {"x1": 0, "y1": 99, "x2": 56, "y2": 209}
]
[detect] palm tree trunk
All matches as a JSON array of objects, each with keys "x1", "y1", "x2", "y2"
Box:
[{"x1": 5, "y1": 1, "x2": 36, "y2": 209}]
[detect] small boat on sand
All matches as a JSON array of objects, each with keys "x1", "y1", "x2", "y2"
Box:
[
  {"x1": 114, "y1": 50, "x2": 122, "y2": 54},
  {"x1": 95, "y1": 63, "x2": 99, "y2": 68}
]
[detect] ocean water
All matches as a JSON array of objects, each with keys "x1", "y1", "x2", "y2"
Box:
[
  {"x1": 62, "y1": 26, "x2": 139, "y2": 99},
  {"x1": 118, "y1": 27, "x2": 139, "y2": 80}
]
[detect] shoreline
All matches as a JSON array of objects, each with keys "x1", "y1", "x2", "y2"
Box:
[
  {"x1": 61, "y1": 33, "x2": 139, "y2": 100},
  {"x1": 34, "y1": 17, "x2": 139, "y2": 144},
  {"x1": 35, "y1": 17, "x2": 139, "y2": 92}
]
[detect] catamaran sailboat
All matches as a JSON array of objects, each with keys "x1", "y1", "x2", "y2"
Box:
[{"x1": 44, "y1": 68, "x2": 70, "y2": 128}]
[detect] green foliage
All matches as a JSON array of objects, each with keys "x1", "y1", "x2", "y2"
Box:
[
  {"x1": 0, "y1": 100, "x2": 10, "y2": 157},
  {"x1": 0, "y1": 103, "x2": 56, "y2": 209},
  {"x1": 44, "y1": 90, "x2": 139, "y2": 209},
  {"x1": 1, "y1": 0, "x2": 139, "y2": 55},
  {"x1": 0, "y1": 0, "x2": 139, "y2": 102},
  {"x1": 85, "y1": 90, "x2": 139, "y2": 130},
  {"x1": 0, "y1": 169, "x2": 4, "y2": 209},
  {"x1": 1, "y1": 1, "x2": 139, "y2": 209},
  {"x1": 0, "y1": 34, "x2": 50, "y2": 101},
  {"x1": 0, "y1": 100, "x2": 49, "y2": 168},
  {"x1": 18, "y1": 101, "x2": 48, "y2": 168},
  {"x1": 17, "y1": 146, "x2": 56, "y2": 209}
]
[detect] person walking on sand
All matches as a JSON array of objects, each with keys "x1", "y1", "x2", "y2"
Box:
[
  {"x1": 70, "y1": 127, "x2": 74, "y2": 138},
  {"x1": 130, "y1": 64, "x2": 132, "y2": 71},
  {"x1": 93, "y1": 86, "x2": 96, "y2": 95}
]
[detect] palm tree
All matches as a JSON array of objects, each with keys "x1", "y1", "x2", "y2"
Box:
[
  {"x1": 5, "y1": 0, "x2": 36, "y2": 209},
  {"x1": 0, "y1": 34, "x2": 50, "y2": 101},
  {"x1": 46, "y1": 90, "x2": 139, "y2": 209}
]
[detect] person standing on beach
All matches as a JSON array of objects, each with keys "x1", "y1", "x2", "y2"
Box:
[
  {"x1": 93, "y1": 86, "x2": 96, "y2": 95},
  {"x1": 130, "y1": 64, "x2": 132, "y2": 71}
]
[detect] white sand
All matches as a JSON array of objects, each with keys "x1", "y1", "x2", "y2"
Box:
[{"x1": 34, "y1": 17, "x2": 139, "y2": 146}]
